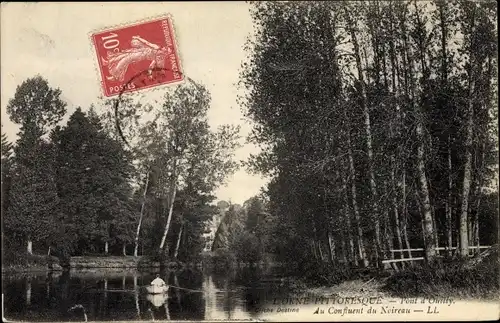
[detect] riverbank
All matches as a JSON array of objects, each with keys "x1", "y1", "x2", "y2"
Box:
[
  {"x1": 299, "y1": 259, "x2": 499, "y2": 301},
  {"x1": 2, "y1": 254, "x2": 181, "y2": 273},
  {"x1": 305, "y1": 277, "x2": 499, "y2": 304},
  {"x1": 70, "y1": 255, "x2": 151, "y2": 269},
  {"x1": 1, "y1": 254, "x2": 62, "y2": 274},
  {"x1": 69, "y1": 255, "x2": 194, "y2": 270},
  {"x1": 287, "y1": 244, "x2": 500, "y2": 301}
]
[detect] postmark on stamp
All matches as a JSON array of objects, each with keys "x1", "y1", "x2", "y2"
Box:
[{"x1": 91, "y1": 15, "x2": 184, "y2": 97}]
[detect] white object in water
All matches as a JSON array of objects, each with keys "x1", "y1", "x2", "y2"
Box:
[{"x1": 146, "y1": 284, "x2": 169, "y2": 294}]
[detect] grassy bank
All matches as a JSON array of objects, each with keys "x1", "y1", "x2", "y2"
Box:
[
  {"x1": 2, "y1": 254, "x2": 62, "y2": 274},
  {"x1": 2, "y1": 254, "x2": 182, "y2": 272},
  {"x1": 69, "y1": 255, "x2": 186, "y2": 270},
  {"x1": 382, "y1": 247, "x2": 499, "y2": 299},
  {"x1": 285, "y1": 246, "x2": 500, "y2": 300}
]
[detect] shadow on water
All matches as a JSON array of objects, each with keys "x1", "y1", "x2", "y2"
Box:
[{"x1": 2, "y1": 265, "x2": 291, "y2": 321}]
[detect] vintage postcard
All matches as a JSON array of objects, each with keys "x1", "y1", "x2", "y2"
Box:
[{"x1": 1, "y1": 1, "x2": 499, "y2": 322}]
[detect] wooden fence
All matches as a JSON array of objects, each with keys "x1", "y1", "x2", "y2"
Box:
[{"x1": 381, "y1": 246, "x2": 491, "y2": 264}]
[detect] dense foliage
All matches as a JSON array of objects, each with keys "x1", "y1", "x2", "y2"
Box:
[
  {"x1": 2, "y1": 76, "x2": 240, "y2": 264},
  {"x1": 239, "y1": 0, "x2": 498, "y2": 269}
]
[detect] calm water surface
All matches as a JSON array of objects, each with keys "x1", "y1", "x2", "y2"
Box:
[{"x1": 3, "y1": 266, "x2": 292, "y2": 321}]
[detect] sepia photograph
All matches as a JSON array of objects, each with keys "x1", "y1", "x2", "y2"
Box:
[{"x1": 1, "y1": 1, "x2": 499, "y2": 322}]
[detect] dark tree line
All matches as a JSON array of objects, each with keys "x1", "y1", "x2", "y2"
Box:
[
  {"x1": 239, "y1": 0, "x2": 498, "y2": 268},
  {"x1": 2, "y1": 76, "x2": 240, "y2": 263}
]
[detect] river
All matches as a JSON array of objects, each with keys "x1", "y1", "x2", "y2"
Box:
[
  {"x1": 3, "y1": 266, "x2": 499, "y2": 321},
  {"x1": 2, "y1": 266, "x2": 293, "y2": 322}
]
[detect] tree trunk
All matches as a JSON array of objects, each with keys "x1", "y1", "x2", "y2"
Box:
[
  {"x1": 379, "y1": 13, "x2": 395, "y2": 261},
  {"x1": 340, "y1": 165, "x2": 357, "y2": 266},
  {"x1": 402, "y1": 172, "x2": 412, "y2": 262},
  {"x1": 389, "y1": 26, "x2": 405, "y2": 262},
  {"x1": 318, "y1": 240, "x2": 325, "y2": 262},
  {"x1": 446, "y1": 142, "x2": 453, "y2": 255},
  {"x1": 437, "y1": 1, "x2": 454, "y2": 257},
  {"x1": 174, "y1": 223, "x2": 183, "y2": 259},
  {"x1": 392, "y1": 174, "x2": 404, "y2": 259},
  {"x1": 159, "y1": 179, "x2": 178, "y2": 251},
  {"x1": 345, "y1": 127, "x2": 368, "y2": 267},
  {"x1": 323, "y1": 185, "x2": 336, "y2": 266},
  {"x1": 473, "y1": 147, "x2": 485, "y2": 256},
  {"x1": 340, "y1": 237, "x2": 348, "y2": 265},
  {"x1": 397, "y1": 10, "x2": 414, "y2": 264},
  {"x1": 416, "y1": 191, "x2": 427, "y2": 247},
  {"x1": 104, "y1": 241, "x2": 109, "y2": 255},
  {"x1": 474, "y1": 210, "x2": 480, "y2": 255},
  {"x1": 327, "y1": 232, "x2": 336, "y2": 264},
  {"x1": 459, "y1": 50, "x2": 475, "y2": 258},
  {"x1": 27, "y1": 238, "x2": 33, "y2": 255},
  {"x1": 384, "y1": 209, "x2": 393, "y2": 259},
  {"x1": 383, "y1": 180, "x2": 394, "y2": 260},
  {"x1": 123, "y1": 243, "x2": 127, "y2": 256},
  {"x1": 347, "y1": 12, "x2": 383, "y2": 261},
  {"x1": 468, "y1": 214, "x2": 473, "y2": 251},
  {"x1": 412, "y1": 2, "x2": 437, "y2": 262},
  {"x1": 311, "y1": 240, "x2": 318, "y2": 260},
  {"x1": 416, "y1": 142, "x2": 437, "y2": 261},
  {"x1": 432, "y1": 205, "x2": 439, "y2": 255},
  {"x1": 459, "y1": 2, "x2": 482, "y2": 258},
  {"x1": 134, "y1": 171, "x2": 150, "y2": 257}
]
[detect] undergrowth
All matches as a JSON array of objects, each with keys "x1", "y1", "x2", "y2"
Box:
[
  {"x1": 383, "y1": 246, "x2": 499, "y2": 299},
  {"x1": 287, "y1": 259, "x2": 383, "y2": 288},
  {"x1": 280, "y1": 246, "x2": 499, "y2": 300}
]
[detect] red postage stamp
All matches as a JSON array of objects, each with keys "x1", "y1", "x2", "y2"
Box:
[{"x1": 91, "y1": 16, "x2": 183, "y2": 97}]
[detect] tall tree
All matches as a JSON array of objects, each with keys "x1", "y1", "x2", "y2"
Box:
[
  {"x1": 53, "y1": 108, "x2": 135, "y2": 255},
  {"x1": 1, "y1": 129, "x2": 13, "y2": 219},
  {"x1": 344, "y1": 4, "x2": 384, "y2": 262},
  {"x1": 240, "y1": 0, "x2": 497, "y2": 270},
  {"x1": 133, "y1": 81, "x2": 240, "y2": 256},
  {"x1": 5, "y1": 76, "x2": 66, "y2": 254}
]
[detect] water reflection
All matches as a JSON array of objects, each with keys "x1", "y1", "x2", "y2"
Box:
[
  {"x1": 26, "y1": 276, "x2": 32, "y2": 306},
  {"x1": 146, "y1": 293, "x2": 168, "y2": 308},
  {"x1": 3, "y1": 265, "x2": 289, "y2": 322}
]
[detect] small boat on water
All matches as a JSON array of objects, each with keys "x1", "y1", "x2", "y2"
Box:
[{"x1": 146, "y1": 284, "x2": 169, "y2": 294}]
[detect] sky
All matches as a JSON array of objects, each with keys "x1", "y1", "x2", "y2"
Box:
[{"x1": 0, "y1": 2, "x2": 269, "y2": 205}]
